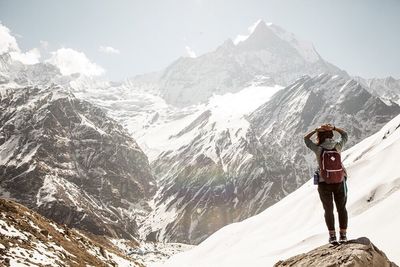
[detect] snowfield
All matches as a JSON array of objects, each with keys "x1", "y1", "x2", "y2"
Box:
[
  {"x1": 140, "y1": 81, "x2": 283, "y2": 162},
  {"x1": 159, "y1": 113, "x2": 400, "y2": 267}
]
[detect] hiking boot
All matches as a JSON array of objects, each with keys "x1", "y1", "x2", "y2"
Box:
[
  {"x1": 329, "y1": 235, "x2": 337, "y2": 244},
  {"x1": 339, "y1": 233, "x2": 347, "y2": 243}
]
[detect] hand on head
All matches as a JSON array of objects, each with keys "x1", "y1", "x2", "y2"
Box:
[{"x1": 317, "y1": 123, "x2": 334, "y2": 132}]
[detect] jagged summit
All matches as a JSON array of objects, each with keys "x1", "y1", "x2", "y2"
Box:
[
  {"x1": 233, "y1": 19, "x2": 272, "y2": 44},
  {"x1": 236, "y1": 20, "x2": 274, "y2": 41},
  {"x1": 158, "y1": 20, "x2": 346, "y2": 107},
  {"x1": 236, "y1": 20, "x2": 287, "y2": 52},
  {"x1": 355, "y1": 75, "x2": 400, "y2": 105},
  {"x1": 234, "y1": 19, "x2": 321, "y2": 63},
  {"x1": 244, "y1": 19, "x2": 272, "y2": 38}
]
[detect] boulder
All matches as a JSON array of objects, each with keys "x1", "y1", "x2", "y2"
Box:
[{"x1": 274, "y1": 237, "x2": 398, "y2": 267}]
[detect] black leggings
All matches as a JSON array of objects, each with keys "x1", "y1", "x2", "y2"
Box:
[{"x1": 318, "y1": 181, "x2": 348, "y2": 231}]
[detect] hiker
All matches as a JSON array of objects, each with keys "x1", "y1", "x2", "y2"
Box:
[{"x1": 304, "y1": 123, "x2": 348, "y2": 244}]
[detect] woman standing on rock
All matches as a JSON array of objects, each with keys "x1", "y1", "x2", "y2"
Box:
[{"x1": 304, "y1": 123, "x2": 348, "y2": 244}]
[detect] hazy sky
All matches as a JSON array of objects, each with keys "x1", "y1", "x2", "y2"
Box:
[{"x1": 0, "y1": 0, "x2": 399, "y2": 80}]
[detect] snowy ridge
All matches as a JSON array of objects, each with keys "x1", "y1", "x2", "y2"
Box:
[
  {"x1": 161, "y1": 113, "x2": 400, "y2": 267},
  {"x1": 67, "y1": 74, "x2": 202, "y2": 160},
  {"x1": 145, "y1": 73, "x2": 399, "y2": 245},
  {"x1": 355, "y1": 76, "x2": 400, "y2": 105}
]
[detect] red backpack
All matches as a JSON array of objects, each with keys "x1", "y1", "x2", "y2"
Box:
[{"x1": 319, "y1": 148, "x2": 344, "y2": 184}]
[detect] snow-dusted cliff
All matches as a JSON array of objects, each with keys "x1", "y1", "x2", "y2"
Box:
[
  {"x1": 161, "y1": 112, "x2": 400, "y2": 267},
  {"x1": 355, "y1": 76, "x2": 400, "y2": 105},
  {"x1": 0, "y1": 85, "x2": 156, "y2": 239},
  {"x1": 0, "y1": 198, "x2": 141, "y2": 266},
  {"x1": 141, "y1": 74, "x2": 400, "y2": 244}
]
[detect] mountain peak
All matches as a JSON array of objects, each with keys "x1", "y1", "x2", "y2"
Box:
[
  {"x1": 159, "y1": 20, "x2": 344, "y2": 106},
  {"x1": 246, "y1": 19, "x2": 275, "y2": 36},
  {"x1": 250, "y1": 19, "x2": 269, "y2": 33},
  {"x1": 234, "y1": 20, "x2": 321, "y2": 63},
  {"x1": 234, "y1": 19, "x2": 275, "y2": 45}
]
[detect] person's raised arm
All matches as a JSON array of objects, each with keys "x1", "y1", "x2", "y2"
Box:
[
  {"x1": 333, "y1": 126, "x2": 348, "y2": 150},
  {"x1": 304, "y1": 128, "x2": 319, "y2": 152}
]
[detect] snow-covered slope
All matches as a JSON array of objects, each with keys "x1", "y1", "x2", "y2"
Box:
[
  {"x1": 141, "y1": 74, "x2": 400, "y2": 245},
  {"x1": 141, "y1": 79, "x2": 283, "y2": 244},
  {"x1": 249, "y1": 74, "x2": 400, "y2": 190},
  {"x1": 68, "y1": 75, "x2": 195, "y2": 160},
  {"x1": 140, "y1": 76, "x2": 281, "y2": 160},
  {"x1": 158, "y1": 20, "x2": 347, "y2": 106},
  {"x1": 161, "y1": 113, "x2": 400, "y2": 267}
]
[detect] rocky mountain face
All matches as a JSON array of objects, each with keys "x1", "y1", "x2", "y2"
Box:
[
  {"x1": 0, "y1": 198, "x2": 193, "y2": 266},
  {"x1": 0, "y1": 85, "x2": 156, "y2": 240},
  {"x1": 355, "y1": 76, "x2": 400, "y2": 105},
  {"x1": 249, "y1": 74, "x2": 400, "y2": 191},
  {"x1": 0, "y1": 198, "x2": 141, "y2": 267},
  {"x1": 142, "y1": 74, "x2": 400, "y2": 244},
  {"x1": 68, "y1": 75, "x2": 197, "y2": 161},
  {"x1": 1, "y1": 20, "x2": 399, "y2": 252},
  {"x1": 157, "y1": 20, "x2": 347, "y2": 107},
  {"x1": 0, "y1": 53, "x2": 64, "y2": 88},
  {"x1": 274, "y1": 237, "x2": 398, "y2": 267}
]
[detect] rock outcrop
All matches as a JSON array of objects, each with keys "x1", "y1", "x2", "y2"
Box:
[
  {"x1": 274, "y1": 237, "x2": 398, "y2": 267},
  {"x1": 0, "y1": 198, "x2": 141, "y2": 267}
]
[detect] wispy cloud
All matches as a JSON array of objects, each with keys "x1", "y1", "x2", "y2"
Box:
[
  {"x1": 98, "y1": 45, "x2": 120, "y2": 54},
  {"x1": 0, "y1": 23, "x2": 41, "y2": 64},
  {"x1": 10, "y1": 48, "x2": 41, "y2": 64},
  {"x1": 185, "y1": 46, "x2": 197, "y2": 58},
  {"x1": 0, "y1": 23, "x2": 19, "y2": 53},
  {"x1": 47, "y1": 48, "x2": 105, "y2": 76}
]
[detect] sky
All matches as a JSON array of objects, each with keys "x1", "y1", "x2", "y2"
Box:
[{"x1": 0, "y1": 0, "x2": 399, "y2": 80}]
